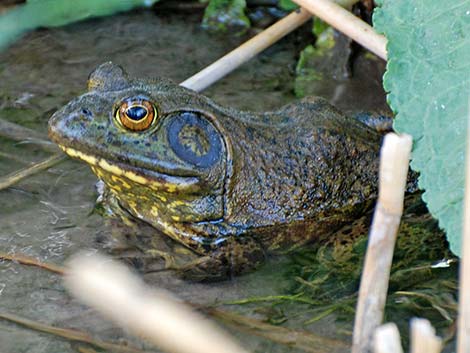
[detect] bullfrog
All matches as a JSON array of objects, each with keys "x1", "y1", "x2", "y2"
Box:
[{"x1": 48, "y1": 62, "x2": 382, "y2": 280}]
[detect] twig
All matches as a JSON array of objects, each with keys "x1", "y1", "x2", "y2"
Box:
[
  {"x1": 0, "y1": 153, "x2": 66, "y2": 191},
  {"x1": 222, "y1": 293, "x2": 321, "y2": 305},
  {"x1": 351, "y1": 133, "x2": 412, "y2": 353},
  {"x1": 373, "y1": 323, "x2": 403, "y2": 353},
  {"x1": 0, "y1": 252, "x2": 66, "y2": 275},
  {"x1": 410, "y1": 318, "x2": 442, "y2": 353},
  {"x1": 180, "y1": 8, "x2": 311, "y2": 92},
  {"x1": 0, "y1": 312, "x2": 151, "y2": 353},
  {"x1": 64, "y1": 253, "x2": 249, "y2": 353},
  {"x1": 289, "y1": 0, "x2": 387, "y2": 60},
  {"x1": 203, "y1": 306, "x2": 349, "y2": 353},
  {"x1": 0, "y1": 118, "x2": 59, "y2": 153},
  {"x1": 457, "y1": 104, "x2": 470, "y2": 353}
]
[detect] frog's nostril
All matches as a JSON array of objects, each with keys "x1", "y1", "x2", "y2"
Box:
[{"x1": 81, "y1": 108, "x2": 93, "y2": 118}]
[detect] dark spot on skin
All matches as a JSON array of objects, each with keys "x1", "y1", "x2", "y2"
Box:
[
  {"x1": 246, "y1": 127, "x2": 254, "y2": 141},
  {"x1": 145, "y1": 142, "x2": 151, "y2": 147},
  {"x1": 134, "y1": 140, "x2": 140, "y2": 145}
]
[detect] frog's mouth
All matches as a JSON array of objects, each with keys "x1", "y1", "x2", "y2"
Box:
[{"x1": 58, "y1": 145, "x2": 201, "y2": 193}]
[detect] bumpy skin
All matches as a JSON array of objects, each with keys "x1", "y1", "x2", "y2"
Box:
[{"x1": 49, "y1": 62, "x2": 381, "y2": 280}]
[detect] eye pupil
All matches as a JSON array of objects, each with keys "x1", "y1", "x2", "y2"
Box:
[
  {"x1": 126, "y1": 106, "x2": 148, "y2": 121},
  {"x1": 115, "y1": 97, "x2": 156, "y2": 131}
]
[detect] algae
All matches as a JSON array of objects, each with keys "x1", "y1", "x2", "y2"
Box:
[
  {"x1": 202, "y1": 0, "x2": 250, "y2": 33},
  {"x1": 294, "y1": 20, "x2": 340, "y2": 98}
]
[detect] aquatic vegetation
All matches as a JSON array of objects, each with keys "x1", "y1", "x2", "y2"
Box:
[
  {"x1": 294, "y1": 19, "x2": 336, "y2": 98},
  {"x1": 226, "y1": 196, "x2": 457, "y2": 339},
  {"x1": 202, "y1": 0, "x2": 250, "y2": 33}
]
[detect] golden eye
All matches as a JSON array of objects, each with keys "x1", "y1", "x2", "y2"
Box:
[{"x1": 115, "y1": 98, "x2": 156, "y2": 131}]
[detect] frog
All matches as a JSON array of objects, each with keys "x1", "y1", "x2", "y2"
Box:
[{"x1": 48, "y1": 62, "x2": 383, "y2": 281}]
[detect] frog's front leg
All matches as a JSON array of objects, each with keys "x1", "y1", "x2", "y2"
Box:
[
  {"x1": 94, "y1": 181, "x2": 143, "y2": 251},
  {"x1": 95, "y1": 182, "x2": 178, "y2": 268},
  {"x1": 178, "y1": 236, "x2": 266, "y2": 282}
]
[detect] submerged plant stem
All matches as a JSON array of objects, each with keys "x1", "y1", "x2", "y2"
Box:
[
  {"x1": 0, "y1": 252, "x2": 66, "y2": 275},
  {"x1": 223, "y1": 293, "x2": 321, "y2": 305},
  {"x1": 0, "y1": 153, "x2": 66, "y2": 191},
  {"x1": 0, "y1": 312, "x2": 150, "y2": 353},
  {"x1": 203, "y1": 306, "x2": 349, "y2": 353}
]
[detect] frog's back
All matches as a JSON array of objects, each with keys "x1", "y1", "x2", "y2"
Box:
[{"x1": 215, "y1": 97, "x2": 381, "y2": 231}]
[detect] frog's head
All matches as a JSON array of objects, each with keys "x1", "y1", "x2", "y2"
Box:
[{"x1": 49, "y1": 62, "x2": 231, "y2": 224}]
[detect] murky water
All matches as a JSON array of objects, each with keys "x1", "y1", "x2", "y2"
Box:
[{"x1": 0, "y1": 8, "x2": 414, "y2": 353}]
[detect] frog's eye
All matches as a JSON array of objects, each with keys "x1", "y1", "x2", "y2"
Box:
[{"x1": 115, "y1": 98, "x2": 157, "y2": 131}]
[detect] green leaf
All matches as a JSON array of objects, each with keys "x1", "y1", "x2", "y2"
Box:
[
  {"x1": 0, "y1": 0, "x2": 157, "y2": 50},
  {"x1": 373, "y1": 0, "x2": 470, "y2": 256}
]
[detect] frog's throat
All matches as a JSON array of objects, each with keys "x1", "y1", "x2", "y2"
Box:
[{"x1": 58, "y1": 146, "x2": 200, "y2": 193}]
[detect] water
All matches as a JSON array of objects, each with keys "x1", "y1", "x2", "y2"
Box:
[{"x1": 0, "y1": 9, "x2": 390, "y2": 353}]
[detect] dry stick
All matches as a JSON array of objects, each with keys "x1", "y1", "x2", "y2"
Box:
[
  {"x1": 289, "y1": 0, "x2": 387, "y2": 60},
  {"x1": 373, "y1": 323, "x2": 403, "y2": 353},
  {"x1": 180, "y1": 8, "x2": 311, "y2": 92},
  {"x1": 65, "y1": 253, "x2": 250, "y2": 353},
  {"x1": 0, "y1": 312, "x2": 150, "y2": 353},
  {"x1": 351, "y1": 133, "x2": 412, "y2": 353},
  {"x1": 0, "y1": 153, "x2": 67, "y2": 191},
  {"x1": 0, "y1": 252, "x2": 66, "y2": 275},
  {"x1": 410, "y1": 318, "x2": 442, "y2": 353},
  {"x1": 457, "y1": 105, "x2": 470, "y2": 353}
]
